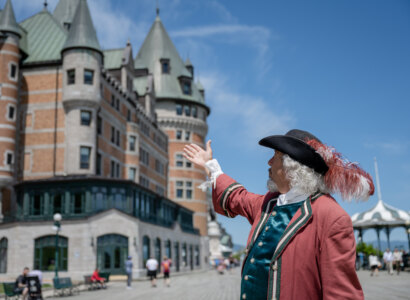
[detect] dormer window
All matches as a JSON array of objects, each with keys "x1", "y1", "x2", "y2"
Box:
[
  {"x1": 183, "y1": 81, "x2": 191, "y2": 95},
  {"x1": 161, "y1": 59, "x2": 170, "y2": 74}
]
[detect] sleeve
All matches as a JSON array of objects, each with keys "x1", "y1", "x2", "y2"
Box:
[
  {"x1": 319, "y1": 215, "x2": 364, "y2": 300},
  {"x1": 212, "y1": 174, "x2": 265, "y2": 225}
]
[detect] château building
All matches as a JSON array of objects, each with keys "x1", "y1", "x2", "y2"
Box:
[{"x1": 0, "y1": 0, "x2": 210, "y2": 280}]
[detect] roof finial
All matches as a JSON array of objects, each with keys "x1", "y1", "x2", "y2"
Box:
[
  {"x1": 156, "y1": 0, "x2": 160, "y2": 16},
  {"x1": 43, "y1": 0, "x2": 48, "y2": 11}
]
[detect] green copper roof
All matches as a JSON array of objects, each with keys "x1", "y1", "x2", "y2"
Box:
[
  {"x1": 196, "y1": 80, "x2": 204, "y2": 91},
  {"x1": 103, "y1": 48, "x2": 124, "y2": 69},
  {"x1": 53, "y1": 0, "x2": 80, "y2": 28},
  {"x1": 134, "y1": 76, "x2": 148, "y2": 96},
  {"x1": 62, "y1": 0, "x2": 101, "y2": 54},
  {"x1": 20, "y1": 10, "x2": 67, "y2": 64},
  {"x1": 0, "y1": 0, "x2": 21, "y2": 37},
  {"x1": 134, "y1": 16, "x2": 207, "y2": 106}
]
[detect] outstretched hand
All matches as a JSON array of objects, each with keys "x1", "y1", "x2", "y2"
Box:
[{"x1": 183, "y1": 140, "x2": 213, "y2": 172}]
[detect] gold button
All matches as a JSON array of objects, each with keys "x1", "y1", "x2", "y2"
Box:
[
  {"x1": 250, "y1": 258, "x2": 255, "y2": 264},
  {"x1": 244, "y1": 275, "x2": 249, "y2": 281},
  {"x1": 272, "y1": 211, "x2": 277, "y2": 216},
  {"x1": 258, "y1": 241, "x2": 263, "y2": 247},
  {"x1": 242, "y1": 293, "x2": 247, "y2": 299},
  {"x1": 265, "y1": 226, "x2": 269, "y2": 231},
  {"x1": 272, "y1": 265, "x2": 278, "y2": 271}
]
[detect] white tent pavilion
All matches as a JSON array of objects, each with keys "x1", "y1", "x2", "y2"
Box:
[{"x1": 351, "y1": 158, "x2": 410, "y2": 251}]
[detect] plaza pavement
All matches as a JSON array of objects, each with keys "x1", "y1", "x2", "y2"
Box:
[{"x1": 43, "y1": 268, "x2": 409, "y2": 300}]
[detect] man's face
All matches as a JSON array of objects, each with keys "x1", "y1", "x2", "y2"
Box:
[
  {"x1": 268, "y1": 151, "x2": 290, "y2": 193},
  {"x1": 23, "y1": 268, "x2": 29, "y2": 275}
]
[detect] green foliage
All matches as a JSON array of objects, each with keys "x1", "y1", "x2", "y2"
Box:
[{"x1": 356, "y1": 242, "x2": 382, "y2": 257}]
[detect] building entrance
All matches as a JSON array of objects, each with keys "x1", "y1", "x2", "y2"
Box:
[{"x1": 97, "y1": 234, "x2": 128, "y2": 275}]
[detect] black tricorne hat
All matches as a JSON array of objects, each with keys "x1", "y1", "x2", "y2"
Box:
[{"x1": 259, "y1": 129, "x2": 329, "y2": 175}]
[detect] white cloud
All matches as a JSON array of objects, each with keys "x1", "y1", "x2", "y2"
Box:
[{"x1": 364, "y1": 141, "x2": 407, "y2": 155}]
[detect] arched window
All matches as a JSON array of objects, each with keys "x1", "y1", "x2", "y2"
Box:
[
  {"x1": 165, "y1": 240, "x2": 172, "y2": 260},
  {"x1": 174, "y1": 242, "x2": 180, "y2": 272},
  {"x1": 142, "y1": 236, "x2": 150, "y2": 265},
  {"x1": 155, "y1": 238, "x2": 161, "y2": 270},
  {"x1": 34, "y1": 235, "x2": 68, "y2": 271},
  {"x1": 189, "y1": 245, "x2": 194, "y2": 270},
  {"x1": 0, "y1": 237, "x2": 7, "y2": 273},
  {"x1": 182, "y1": 243, "x2": 187, "y2": 267},
  {"x1": 195, "y1": 245, "x2": 200, "y2": 266}
]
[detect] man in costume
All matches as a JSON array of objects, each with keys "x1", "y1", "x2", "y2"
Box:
[{"x1": 183, "y1": 129, "x2": 374, "y2": 300}]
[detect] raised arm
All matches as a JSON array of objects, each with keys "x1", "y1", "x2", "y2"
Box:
[{"x1": 183, "y1": 140, "x2": 213, "y2": 177}]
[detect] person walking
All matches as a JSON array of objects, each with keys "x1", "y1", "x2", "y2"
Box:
[
  {"x1": 184, "y1": 129, "x2": 374, "y2": 299},
  {"x1": 383, "y1": 248, "x2": 394, "y2": 275},
  {"x1": 392, "y1": 248, "x2": 402, "y2": 275},
  {"x1": 125, "y1": 256, "x2": 133, "y2": 289},
  {"x1": 369, "y1": 253, "x2": 380, "y2": 276},
  {"x1": 146, "y1": 257, "x2": 159, "y2": 287},
  {"x1": 161, "y1": 256, "x2": 172, "y2": 287}
]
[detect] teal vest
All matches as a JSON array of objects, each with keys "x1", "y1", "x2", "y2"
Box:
[{"x1": 241, "y1": 201, "x2": 303, "y2": 300}]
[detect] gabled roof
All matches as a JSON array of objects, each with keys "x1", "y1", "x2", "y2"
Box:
[
  {"x1": 62, "y1": 0, "x2": 101, "y2": 54},
  {"x1": 53, "y1": 0, "x2": 80, "y2": 28},
  {"x1": 20, "y1": 10, "x2": 68, "y2": 64},
  {"x1": 134, "y1": 15, "x2": 207, "y2": 107},
  {"x1": 0, "y1": 0, "x2": 21, "y2": 37},
  {"x1": 351, "y1": 200, "x2": 410, "y2": 229}
]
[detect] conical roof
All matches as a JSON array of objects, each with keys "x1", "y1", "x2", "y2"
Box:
[
  {"x1": 62, "y1": 0, "x2": 101, "y2": 54},
  {"x1": 53, "y1": 0, "x2": 80, "y2": 28},
  {"x1": 134, "y1": 15, "x2": 207, "y2": 107},
  {"x1": 185, "y1": 57, "x2": 192, "y2": 66},
  {"x1": 0, "y1": 0, "x2": 21, "y2": 37},
  {"x1": 351, "y1": 200, "x2": 410, "y2": 228}
]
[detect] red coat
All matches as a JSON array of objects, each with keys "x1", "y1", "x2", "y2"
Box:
[{"x1": 213, "y1": 174, "x2": 363, "y2": 300}]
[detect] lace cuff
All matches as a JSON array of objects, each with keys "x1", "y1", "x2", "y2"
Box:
[{"x1": 197, "y1": 159, "x2": 224, "y2": 192}]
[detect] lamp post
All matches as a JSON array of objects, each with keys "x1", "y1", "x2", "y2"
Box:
[{"x1": 52, "y1": 213, "x2": 62, "y2": 279}]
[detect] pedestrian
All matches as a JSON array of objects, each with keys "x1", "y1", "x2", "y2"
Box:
[
  {"x1": 146, "y1": 256, "x2": 158, "y2": 287},
  {"x1": 14, "y1": 267, "x2": 29, "y2": 300},
  {"x1": 161, "y1": 256, "x2": 171, "y2": 287},
  {"x1": 383, "y1": 248, "x2": 394, "y2": 275},
  {"x1": 125, "y1": 256, "x2": 133, "y2": 289},
  {"x1": 368, "y1": 253, "x2": 380, "y2": 276},
  {"x1": 184, "y1": 129, "x2": 374, "y2": 299},
  {"x1": 392, "y1": 248, "x2": 403, "y2": 275}
]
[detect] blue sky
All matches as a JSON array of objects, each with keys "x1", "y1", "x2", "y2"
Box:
[{"x1": 11, "y1": 0, "x2": 410, "y2": 247}]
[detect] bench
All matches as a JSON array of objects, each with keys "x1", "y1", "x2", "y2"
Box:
[
  {"x1": 2, "y1": 282, "x2": 20, "y2": 300},
  {"x1": 98, "y1": 272, "x2": 110, "y2": 283},
  {"x1": 53, "y1": 277, "x2": 79, "y2": 297},
  {"x1": 83, "y1": 275, "x2": 98, "y2": 291}
]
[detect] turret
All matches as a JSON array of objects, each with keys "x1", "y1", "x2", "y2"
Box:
[
  {"x1": 185, "y1": 57, "x2": 193, "y2": 78},
  {"x1": 61, "y1": 0, "x2": 102, "y2": 175},
  {"x1": 0, "y1": 0, "x2": 21, "y2": 221}
]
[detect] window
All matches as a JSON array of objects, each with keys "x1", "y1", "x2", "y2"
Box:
[
  {"x1": 155, "y1": 238, "x2": 162, "y2": 268},
  {"x1": 185, "y1": 131, "x2": 191, "y2": 141},
  {"x1": 176, "y1": 130, "x2": 182, "y2": 140},
  {"x1": 184, "y1": 105, "x2": 191, "y2": 116},
  {"x1": 195, "y1": 246, "x2": 200, "y2": 266},
  {"x1": 182, "y1": 244, "x2": 187, "y2": 266},
  {"x1": 80, "y1": 110, "x2": 92, "y2": 126},
  {"x1": 192, "y1": 106, "x2": 198, "y2": 118},
  {"x1": 129, "y1": 136, "x2": 136, "y2": 151},
  {"x1": 155, "y1": 159, "x2": 164, "y2": 174},
  {"x1": 176, "y1": 104, "x2": 182, "y2": 115},
  {"x1": 6, "y1": 153, "x2": 13, "y2": 165},
  {"x1": 10, "y1": 63, "x2": 17, "y2": 80},
  {"x1": 127, "y1": 109, "x2": 131, "y2": 122},
  {"x1": 139, "y1": 176, "x2": 150, "y2": 188},
  {"x1": 34, "y1": 236, "x2": 68, "y2": 271},
  {"x1": 116, "y1": 99, "x2": 120, "y2": 111},
  {"x1": 175, "y1": 154, "x2": 183, "y2": 167},
  {"x1": 183, "y1": 82, "x2": 191, "y2": 95},
  {"x1": 155, "y1": 185, "x2": 164, "y2": 196},
  {"x1": 176, "y1": 181, "x2": 183, "y2": 198},
  {"x1": 7, "y1": 105, "x2": 15, "y2": 120},
  {"x1": 116, "y1": 163, "x2": 120, "y2": 178},
  {"x1": 96, "y1": 153, "x2": 102, "y2": 175},
  {"x1": 111, "y1": 161, "x2": 115, "y2": 178},
  {"x1": 30, "y1": 194, "x2": 43, "y2": 216},
  {"x1": 111, "y1": 126, "x2": 115, "y2": 143},
  {"x1": 142, "y1": 236, "x2": 150, "y2": 265},
  {"x1": 176, "y1": 181, "x2": 193, "y2": 199},
  {"x1": 51, "y1": 193, "x2": 64, "y2": 215},
  {"x1": 84, "y1": 69, "x2": 94, "y2": 85},
  {"x1": 97, "y1": 116, "x2": 102, "y2": 134},
  {"x1": 161, "y1": 59, "x2": 170, "y2": 74},
  {"x1": 139, "y1": 148, "x2": 149, "y2": 166},
  {"x1": 111, "y1": 95, "x2": 115, "y2": 107},
  {"x1": 129, "y1": 167, "x2": 136, "y2": 180},
  {"x1": 71, "y1": 191, "x2": 85, "y2": 214},
  {"x1": 80, "y1": 146, "x2": 91, "y2": 169},
  {"x1": 93, "y1": 187, "x2": 107, "y2": 211},
  {"x1": 67, "y1": 69, "x2": 75, "y2": 85},
  {"x1": 116, "y1": 130, "x2": 120, "y2": 147},
  {"x1": 0, "y1": 238, "x2": 7, "y2": 273}
]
